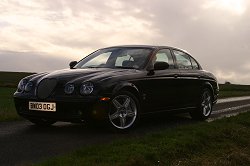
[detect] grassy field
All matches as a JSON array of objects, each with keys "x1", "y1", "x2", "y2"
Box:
[
  {"x1": 0, "y1": 87, "x2": 21, "y2": 121},
  {"x1": 36, "y1": 111, "x2": 250, "y2": 166},
  {"x1": 1, "y1": 72, "x2": 250, "y2": 165},
  {"x1": 0, "y1": 71, "x2": 34, "y2": 121},
  {"x1": 219, "y1": 84, "x2": 250, "y2": 98},
  {"x1": 0, "y1": 71, "x2": 35, "y2": 87}
]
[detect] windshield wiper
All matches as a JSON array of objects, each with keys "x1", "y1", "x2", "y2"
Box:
[
  {"x1": 115, "y1": 66, "x2": 136, "y2": 69},
  {"x1": 85, "y1": 66, "x2": 102, "y2": 68}
]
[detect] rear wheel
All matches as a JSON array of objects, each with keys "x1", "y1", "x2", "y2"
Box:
[
  {"x1": 28, "y1": 118, "x2": 56, "y2": 126},
  {"x1": 190, "y1": 88, "x2": 213, "y2": 120},
  {"x1": 108, "y1": 91, "x2": 139, "y2": 131}
]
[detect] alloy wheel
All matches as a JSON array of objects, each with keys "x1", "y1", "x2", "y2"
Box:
[
  {"x1": 109, "y1": 94, "x2": 137, "y2": 129},
  {"x1": 201, "y1": 91, "x2": 212, "y2": 117}
]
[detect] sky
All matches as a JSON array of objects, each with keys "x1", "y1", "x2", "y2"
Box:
[{"x1": 0, "y1": 0, "x2": 250, "y2": 84}]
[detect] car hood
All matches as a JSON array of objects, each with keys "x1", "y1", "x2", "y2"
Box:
[{"x1": 37, "y1": 68, "x2": 142, "y2": 84}]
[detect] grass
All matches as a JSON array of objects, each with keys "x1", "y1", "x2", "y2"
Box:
[
  {"x1": 0, "y1": 72, "x2": 250, "y2": 164},
  {"x1": 36, "y1": 111, "x2": 250, "y2": 166},
  {"x1": 0, "y1": 71, "x2": 35, "y2": 87},
  {"x1": 0, "y1": 71, "x2": 33, "y2": 121},
  {"x1": 219, "y1": 84, "x2": 250, "y2": 98},
  {"x1": 0, "y1": 87, "x2": 21, "y2": 121}
]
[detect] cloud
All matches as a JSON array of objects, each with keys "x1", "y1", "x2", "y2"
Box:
[
  {"x1": 137, "y1": 0, "x2": 250, "y2": 84},
  {"x1": 215, "y1": 69, "x2": 250, "y2": 84},
  {"x1": 0, "y1": 0, "x2": 250, "y2": 84},
  {"x1": 0, "y1": 50, "x2": 73, "y2": 72},
  {"x1": 0, "y1": 0, "x2": 159, "y2": 59},
  {"x1": 202, "y1": 0, "x2": 247, "y2": 15}
]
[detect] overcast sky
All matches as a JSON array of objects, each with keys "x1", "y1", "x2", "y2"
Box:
[{"x1": 0, "y1": 0, "x2": 250, "y2": 84}]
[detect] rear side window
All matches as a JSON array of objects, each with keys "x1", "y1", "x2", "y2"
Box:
[
  {"x1": 154, "y1": 49, "x2": 174, "y2": 69},
  {"x1": 190, "y1": 57, "x2": 199, "y2": 69},
  {"x1": 173, "y1": 50, "x2": 192, "y2": 70}
]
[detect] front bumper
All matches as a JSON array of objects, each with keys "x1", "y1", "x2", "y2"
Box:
[{"x1": 14, "y1": 94, "x2": 110, "y2": 122}]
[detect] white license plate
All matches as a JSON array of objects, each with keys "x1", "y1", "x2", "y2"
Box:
[{"x1": 29, "y1": 102, "x2": 56, "y2": 112}]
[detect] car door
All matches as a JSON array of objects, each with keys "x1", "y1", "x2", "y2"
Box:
[
  {"x1": 172, "y1": 49, "x2": 202, "y2": 108},
  {"x1": 142, "y1": 49, "x2": 181, "y2": 113}
]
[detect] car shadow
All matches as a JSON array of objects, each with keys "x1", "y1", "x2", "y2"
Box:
[
  {"x1": 0, "y1": 113, "x2": 200, "y2": 166},
  {"x1": 23, "y1": 113, "x2": 197, "y2": 137}
]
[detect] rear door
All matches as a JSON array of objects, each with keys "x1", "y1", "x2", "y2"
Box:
[{"x1": 172, "y1": 49, "x2": 202, "y2": 107}]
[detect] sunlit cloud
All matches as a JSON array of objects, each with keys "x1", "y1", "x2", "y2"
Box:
[
  {"x1": 203, "y1": 0, "x2": 246, "y2": 15},
  {"x1": 215, "y1": 69, "x2": 250, "y2": 84},
  {"x1": 215, "y1": 70, "x2": 236, "y2": 82},
  {"x1": 1, "y1": 0, "x2": 250, "y2": 84},
  {"x1": 242, "y1": 63, "x2": 250, "y2": 71},
  {"x1": 0, "y1": 0, "x2": 159, "y2": 59}
]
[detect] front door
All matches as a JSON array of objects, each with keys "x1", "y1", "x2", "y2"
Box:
[{"x1": 141, "y1": 49, "x2": 181, "y2": 113}]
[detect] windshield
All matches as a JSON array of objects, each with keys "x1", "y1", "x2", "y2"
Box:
[{"x1": 74, "y1": 47, "x2": 153, "y2": 70}]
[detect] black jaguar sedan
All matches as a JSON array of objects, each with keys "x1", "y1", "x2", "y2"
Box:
[{"x1": 14, "y1": 45, "x2": 219, "y2": 130}]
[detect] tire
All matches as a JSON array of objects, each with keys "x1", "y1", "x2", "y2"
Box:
[
  {"x1": 28, "y1": 118, "x2": 56, "y2": 126},
  {"x1": 107, "y1": 91, "x2": 140, "y2": 131},
  {"x1": 190, "y1": 88, "x2": 213, "y2": 120}
]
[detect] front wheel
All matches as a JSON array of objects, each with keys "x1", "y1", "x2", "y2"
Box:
[
  {"x1": 190, "y1": 89, "x2": 213, "y2": 120},
  {"x1": 108, "y1": 91, "x2": 139, "y2": 131}
]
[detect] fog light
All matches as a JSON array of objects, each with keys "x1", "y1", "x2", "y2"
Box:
[{"x1": 100, "y1": 97, "x2": 110, "y2": 101}]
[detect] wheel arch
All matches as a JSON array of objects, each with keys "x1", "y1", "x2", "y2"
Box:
[
  {"x1": 112, "y1": 82, "x2": 141, "y2": 103},
  {"x1": 202, "y1": 81, "x2": 215, "y2": 102}
]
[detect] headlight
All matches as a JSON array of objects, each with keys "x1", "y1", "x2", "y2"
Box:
[
  {"x1": 64, "y1": 83, "x2": 75, "y2": 95},
  {"x1": 80, "y1": 82, "x2": 94, "y2": 95},
  {"x1": 17, "y1": 79, "x2": 28, "y2": 92},
  {"x1": 24, "y1": 81, "x2": 33, "y2": 92}
]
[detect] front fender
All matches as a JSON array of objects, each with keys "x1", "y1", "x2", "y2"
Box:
[{"x1": 112, "y1": 82, "x2": 140, "y2": 95}]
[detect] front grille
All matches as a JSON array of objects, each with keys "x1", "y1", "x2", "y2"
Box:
[{"x1": 37, "y1": 78, "x2": 57, "y2": 99}]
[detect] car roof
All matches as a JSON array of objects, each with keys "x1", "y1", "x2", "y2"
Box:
[{"x1": 102, "y1": 45, "x2": 190, "y2": 55}]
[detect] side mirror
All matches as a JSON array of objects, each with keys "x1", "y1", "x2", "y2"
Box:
[
  {"x1": 154, "y1": 62, "x2": 169, "y2": 70},
  {"x1": 69, "y1": 61, "x2": 77, "y2": 69}
]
